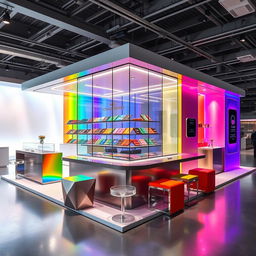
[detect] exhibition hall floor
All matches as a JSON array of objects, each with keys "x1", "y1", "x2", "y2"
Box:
[{"x1": 0, "y1": 153, "x2": 255, "y2": 255}]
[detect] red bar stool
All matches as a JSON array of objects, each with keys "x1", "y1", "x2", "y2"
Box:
[
  {"x1": 148, "y1": 179, "x2": 184, "y2": 215},
  {"x1": 188, "y1": 168, "x2": 215, "y2": 193}
]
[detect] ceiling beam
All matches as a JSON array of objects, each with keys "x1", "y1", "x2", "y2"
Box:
[
  {"x1": 0, "y1": 68, "x2": 38, "y2": 83},
  {"x1": 65, "y1": 0, "x2": 193, "y2": 53},
  {"x1": 156, "y1": 14, "x2": 256, "y2": 56},
  {"x1": 89, "y1": 0, "x2": 219, "y2": 62},
  {"x1": 0, "y1": 31, "x2": 86, "y2": 58},
  {"x1": 0, "y1": 43, "x2": 72, "y2": 67},
  {"x1": 5, "y1": 0, "x2": 112, "y2": 45},
  {"x1": 128, "y1": 0, "x2": 213, "y2": 34},
  {"x1": 216, "y1": 69, "x2": 256, "y2": 82},
  {"x1": 113, "y1": 0, "x2": 192, "y2": 33}
]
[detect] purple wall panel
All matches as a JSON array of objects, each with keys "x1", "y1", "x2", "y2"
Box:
[{"x1": 225, "y1": 92, "x2": 240, "y2": 171}]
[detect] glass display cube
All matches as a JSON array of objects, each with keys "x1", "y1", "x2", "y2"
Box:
[
  {"x1": 64, "y1": 64, "x2": 178, "y2": 160},
  {"x1": 23, "y1": 142, "x2": 55, "y2": 153}
]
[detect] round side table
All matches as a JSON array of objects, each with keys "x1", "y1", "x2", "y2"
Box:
[{"x1": 110, "y1": 185, "x2": 136, "y2": 223}]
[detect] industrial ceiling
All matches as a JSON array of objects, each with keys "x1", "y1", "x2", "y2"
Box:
[{"x1": 0, "y1": 0, "x2": 256, "y2": 113}]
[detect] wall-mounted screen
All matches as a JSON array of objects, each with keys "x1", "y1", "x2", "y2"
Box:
[
  {"x1": 186, "y1": 118, "x2": 196, "y2": 137},
  {"x1": 229, "y1": 109, "x2": 237, "y2": 144}
]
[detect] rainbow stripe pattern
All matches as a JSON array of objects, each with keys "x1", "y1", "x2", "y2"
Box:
[
  {"x1": 64, "y1": 175, "x2": 94, "y2": 182},
  {"x1": 42, "y1": 153, "x2": 62, "y2": 183}
]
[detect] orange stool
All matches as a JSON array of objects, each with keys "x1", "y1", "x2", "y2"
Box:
[
  {"x1": 148, "y1": 179, "x2": 184, "y2": 214},
  {"x1": 189, "y1": 168, "x2": 215, "y2": 193}
]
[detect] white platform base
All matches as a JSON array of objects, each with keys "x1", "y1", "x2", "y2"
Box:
[
  {"x1": 1, "y1": 166, "x2": 254, "y2": 232},
  {"x1": 1, "y1": 175, "x2": 161, "y2": 232},
  {"x1": 215, "y1": 166, "x2": 255, "y2": 188}
]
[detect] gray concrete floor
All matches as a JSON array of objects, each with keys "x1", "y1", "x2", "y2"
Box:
[{"x1": 0, "y1": 152, "x2": 255, "y2": 256}]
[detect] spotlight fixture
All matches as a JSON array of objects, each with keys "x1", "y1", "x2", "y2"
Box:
[
  {"x1": 2, "y1": 10, "x2": 11, "y2": 24},
  {"x1": 240, "y1": 38, "x2": 246, "y2": 43},
  {"x1": 5, "y1": 65, "x2": 9, "y2": 71}
]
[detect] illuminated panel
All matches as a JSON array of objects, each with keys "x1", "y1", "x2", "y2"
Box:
[
  {"x1": 64, "y1": 92, "x2": 77, "y2": 143},
  {"x1": 181, "y1": 76, "x2": 198, "y2": 173},
  {"x1": 198, "y1": 94, "x2": 205, "y2": 144},
  {"x1": 162, "y1": 75, "x2": 178, "y2": 155},
  {"x1": 198, "y1": 82, "x2": 225, "y2": 148},
  {"x1": 64, "y1": 175, "x2": 94, "y2": 182},
  {"x1": 42, "y1": 153, "x2": 62, "y2": 183},
  {"x1": 177, "y1": 74, "x2": 182, "y2": 155},
  {"x1": 225, "y1": 92, "x2": 240, "y2": 170}
]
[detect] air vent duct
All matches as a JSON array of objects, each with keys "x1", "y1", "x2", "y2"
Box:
[
  {"x1": 236, "y1": 50, "x2": 256, "y2": 62},
  {"x1": 219, "y1": 0, "x2": 255, "y2": 17}
]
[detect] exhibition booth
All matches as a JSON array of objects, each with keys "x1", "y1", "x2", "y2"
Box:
[
  {"x1": 2, "y1": 44, "x2": 252, "y2": 232},
  {"x1": 240, "y1": 119, "x2": 256, "y2": 150}
]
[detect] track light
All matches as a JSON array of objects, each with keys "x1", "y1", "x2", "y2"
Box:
[
  {"x1": 2, "y1": 10, "x2": 11, "y2": 24},
  {"x1": 239, "y1": 35, "x2": 246, "y2": 43},
  {"x1": 5, "y1": 65, "x2": 9, "y2": 71}
]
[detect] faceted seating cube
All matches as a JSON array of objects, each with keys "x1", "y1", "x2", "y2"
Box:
[{"x1": 62, "y1": 175, "x2": 96, "y2": 210}]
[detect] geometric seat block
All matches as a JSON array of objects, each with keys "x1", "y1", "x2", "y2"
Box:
[
  {"x1": 62, "y1": 175, "x2": 96, "y2": 210},
  {"x1": 188, "y1": 168, "x2": 215, "y2": 193}
]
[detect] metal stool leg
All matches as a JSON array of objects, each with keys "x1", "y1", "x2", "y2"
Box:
[
  {"x1": 168, "y1": 190, "x2": 171, "y2": 213},
  {"x1": 196, "y1": 180, "x2": 199, "y2": 198},
  {"x1": 187, "y1": 182, "x2": 190, "y2": 201},
  {"x1": 148, "y1": 187, "x2": 151, "y2": 208}
]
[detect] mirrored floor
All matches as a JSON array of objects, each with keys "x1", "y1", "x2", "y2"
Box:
[{"x1": 0, "y1": 164, "x2": 256, "y2": 256}]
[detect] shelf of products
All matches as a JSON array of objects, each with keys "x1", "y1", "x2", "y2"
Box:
[
  {"x1": 65, "y1": 113, "x2": 162, "y2": 160},
  {"x1": 66, "y1": 114, "x2": 156, "y2": 124},
  {"x1": 66, "y1": 138, "x2": 160, "y2": 147},
  {"x1": 66, "y1": 128, "x2": 159, "y2": 135}
]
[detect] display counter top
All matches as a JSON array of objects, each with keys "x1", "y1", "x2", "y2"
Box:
[
  {"x1": 198, "y1": 147, "x2": 224, "y2": 150},
  {"x1": 63, "y1": 153, "x2": 205, "y2": 170}
]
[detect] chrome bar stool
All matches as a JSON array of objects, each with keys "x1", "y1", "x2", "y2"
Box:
[{"x1": 110, "y1": 185, "x2": 136, "y2": 223}]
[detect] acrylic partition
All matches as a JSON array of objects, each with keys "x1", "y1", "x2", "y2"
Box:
[{"x1": 63, "y1": 64, "x2": 178, "y2": 161}]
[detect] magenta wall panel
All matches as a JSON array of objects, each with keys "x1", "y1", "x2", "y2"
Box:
[
  {"x1": 204, "y1": 90, "x2": 225, "y2": 147},
  {"x1": 181, "y1": 76, "x2": 198, "y2": 172},
  {"x1": 225, "y1": 92, "x2": 240, "y2": 170}
]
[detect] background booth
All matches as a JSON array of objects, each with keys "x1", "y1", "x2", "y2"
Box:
[{"x1": 240, "y1": 119, "x2": 255, "y2": 150}]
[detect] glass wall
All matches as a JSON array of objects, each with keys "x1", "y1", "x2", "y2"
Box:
[{"x1": 67, "y1": 64, "x2": 178, "y2": 160}]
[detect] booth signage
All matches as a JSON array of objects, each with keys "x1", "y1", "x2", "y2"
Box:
[
  {"x1": 229, "y1": 109, "x2": 237, "y2": 144},
  {"x1": 186, "y1": 118, "x2": 196, "y2": 137}
]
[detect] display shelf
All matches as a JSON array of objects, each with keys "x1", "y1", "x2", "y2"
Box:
[
  {"x1": 66, "y1": 120, "x2": 159, "y2": 124},
  {"x1": 67, "y1": 133, "x2": 159, "y2": 135},
  {"x1": 79, "y1": 144, "x2": 161, "y2": 148}
]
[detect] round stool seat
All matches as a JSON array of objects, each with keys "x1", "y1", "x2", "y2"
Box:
[
  {"x1": 110, "y1": 185, "x2": 136, "y2": 223},
  {"x1": 110, "y1": 185, "x2": 136, "y2": 198}
]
